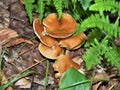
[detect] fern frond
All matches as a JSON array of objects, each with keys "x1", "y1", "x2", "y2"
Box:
[
  {"x1": 46, "y1": 0, "x2": 51, "y2": 5},
  {"x1": 72, "y1": 0, "x2": 77, "y2": 10},
  {"x1": 103, "y1": 44, "x2": 120, "y2": 68},
  {"x1": 83, "y1": 40, "x2": 101, "y2": 70},
  {"x1": 85, "y1": 29, "x2": 104, "y2": 47},
  {"x1": 84, "y1": 37, "x2": 120, "y2": 70},
  {"x1": 89, "y1": 0, "x2": 120, "y2": 16},
  {"x1": 24, "y1": 0, "x2": 34, "y2": 23},
  {"x1": 53, "y1": 0, "x2": 63, "y2": 19},
  {"x1": 62, "y1": 0, "x2": 69, "y2": 8},
  {"x1": 37, "y1": 0, "x2": 45, "y2": 23},
  {"x1": 81, "y1": 14, "x2": 120, "y2": 37},
  {"x1": 78, "y1": 0, "x2": 91, "y2": 10}
]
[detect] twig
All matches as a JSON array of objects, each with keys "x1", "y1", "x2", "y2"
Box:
[
  {"x1": 108, "y1": 83, "x2": 116, "y2": 90},
  {"x1": 19, "y1": 59, "x2": 45, "y2": 74}
]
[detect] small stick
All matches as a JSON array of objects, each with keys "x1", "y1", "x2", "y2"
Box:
[{"x1": 19, "y1": 59, "x2": 45, "y2": 74}]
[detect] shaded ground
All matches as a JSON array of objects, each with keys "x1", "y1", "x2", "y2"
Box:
[{"x1": 0, "y1": 0, "x2": 120, "y2": 90}]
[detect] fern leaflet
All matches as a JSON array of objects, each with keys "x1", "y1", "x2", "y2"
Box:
[
  {"x1": 81, "y1": 14, "x2": 120, "y2": 37},
  {"x1": 53, "y1": 0, "x2": 63, "y2": 19},
  {"x1": 24, "y1": 0, "x2": 34, "y2": 23},
  {"x1": 37, "y1": 0, "x2": 45, "y2": 23},
  {"x1": 78, "y1": 0, "x2": 91, "y2": 10},
  {"x1": 84, "y1": 38, "x2": 120, "y2": 70},
  {"x1": 102, "y1": 44, "x2": 120, "y2": 68},
  {"x1": 85, "y1": 29, "x2": 104, "y2": 47},
  {"x1": 62, "y1": 0, "x2": 69, "y2": 9},
  {"x1": 83, "y1": 39, "x2": 102, "y2": 70},
  {"x1": 89, "y1": 0, "x2": 120, "y2": 16}
]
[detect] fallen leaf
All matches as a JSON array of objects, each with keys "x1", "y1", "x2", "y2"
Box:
[
  {"x1": 92, "y1": 82, "x2": 102, "y2": 90},
  {"x1": 0, "y1": 28, "x2": 18, "y2": 45},
  {"x1": 33, "y1": 76, "x2": 54, "y2": 85},
  {"x1": 0, "y1": 69, "x2": 13, "y2": 90},
  {"x1": 3, "y1": 38, "x2": 33, "y2": 47},
  {"x1": 15, "y1": 78, "x2": 31, "y2": 88}
]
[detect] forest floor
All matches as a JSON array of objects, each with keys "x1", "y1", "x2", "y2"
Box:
[{"x1": 0, "y1": 0, "x2": 120, "y2": 90}]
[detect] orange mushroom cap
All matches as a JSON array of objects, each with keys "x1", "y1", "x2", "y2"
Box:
[
  {"x1": 33, "y1": 18, "x2": 59, "y2": 47},
  {"x1": 43, "y1": 13, "x2": 77, "y2": 38},
  {"x1": 59, "y1": 33, "x2": 87, "y2": 50},
  {"x1": 39, "y1": 43, "x2": 64, "y2": 59},
  {"x1": 53, "y1": 54, "x2": 80, "y2": 78}
]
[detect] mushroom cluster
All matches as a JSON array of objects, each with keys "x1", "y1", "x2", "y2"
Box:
[{"x1": 33, "y1": 13, "x2": 87, "y2": 79}]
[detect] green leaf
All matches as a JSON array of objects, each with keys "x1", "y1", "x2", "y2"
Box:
[
  {"x1": 89, "y1": 0, "x2": 120, "y2": 16},
  {"x1": 59, "y1": 68, "x2": 90, "y2": 90},
  {"x1": 81, "y1": 14, "x2": 120, "y2": 37},
  {"x1": 0, "y1": 71, "x2": 34, "y2": 90},
  {"x1": 44, "y1": 60, "x2": 49, "y2": 90},
  {"x1": 83, "y1": 41, "x2": 102, "y2": 70},
  {"x1": 53, "y1": 0, "x2": 63, "y2": 19},
  {"x1": 85, "y1": 29, "x2": 104, "y2": 47},
  {"x1": 24, "y1": 0, "x2": 34, "y2": 23},
  {"x1": 78, "y1": 0, "x2": 91, "y2": 10},
  {"x1": 37, "y1": 0, "x2": 45, "y2": 23}
]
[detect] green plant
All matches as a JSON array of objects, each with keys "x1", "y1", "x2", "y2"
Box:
[
  {"x1": 81, "y1": 0, "x2": 120, "y2": 70},
  {"x1": 59, "y1": 67, "x2": 90, "y2": 90},
  {"x1": 0, "y1": 71, "x2": 34, "y2": 90},
  {"x1": 24, "y1": 0, "x2": 91, "y2": 23}
]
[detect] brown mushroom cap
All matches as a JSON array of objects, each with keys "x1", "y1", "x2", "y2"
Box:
[
  {"x1": 59, "y1": 33, "x2": 87, "y2": 50},
  {"x1": 33, "y1": 18, "x2": 59, "y2": 47},
  {"x1": 53, "y1": 54, "x2": 80, "y2": 78},
  {"x1": 39, "y1": 43, "x2": 64, "y2": 59},
  {"x1": 43, "y1": 13, "x2": 77, "y2": 38}
]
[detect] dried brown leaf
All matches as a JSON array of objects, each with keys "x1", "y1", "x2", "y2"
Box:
[
  {"x1": 0, "y1": 69, "x2": 13, "y2": 90},
  {"x1": 15, "y1": 78, "x2": 31, "y2": 88},
  {"x1": 0, "y1": 28, "x2": 18, "y2": 45},
  {"x1": 4, "y1": 38, "x2": 33, "y2": 47}
]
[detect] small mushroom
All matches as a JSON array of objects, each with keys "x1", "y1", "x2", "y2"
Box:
[
  {"x1": 33, "y1": 18, "x2": 59, "y2": 47},
  {"x1": 53, "y1": 54, "x2": 80, "y2": 78},
  {"x1": 43, "y1": 13, "x2": 77, "y2": 38},
  {"x1": 39, "y1": 43, "x2": 64, "y2": 59},
  {"x1": 59, "y1": 33, "x2": 87, "y2": 50}
]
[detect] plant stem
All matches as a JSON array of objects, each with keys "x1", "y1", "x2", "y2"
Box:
[{"x1": 44, "y1": 60, "x2": 49, "y2": 90}]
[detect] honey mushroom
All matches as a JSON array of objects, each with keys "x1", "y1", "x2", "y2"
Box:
[
  {"x1": 43, "y1": 13, "x2": 77, "y2": 38},
  {"x1": 39, "y1": 43, "x2": 63, "y2": 59},
  {"x1": 53, "y1": 54, "x2": 80, "y2": 79},
  {"x1": 33, "y1": 18, "x2": 59, "y2": 47},
  {"x1": 33, "y1": 13, "x2": 87, "y2": 80},
  {"x1": 59, "y1": 33, "x2": 87, "y2": 50}
]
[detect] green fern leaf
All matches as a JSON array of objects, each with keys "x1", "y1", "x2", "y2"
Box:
[
  {"x1": 102, "y1": 44, "x2": 120, "y2": 68},
  {"x1": 62, "y1": 0, "x2": 69, "y2": 8},
  {"x1": 89, "y1": 0, "x2": 120, "y2": 16},
  {"x1": 24, "y1": 0, "x2": 34, "y2": 23},
  {"x1": 85, "y1": 29, "x2": 104, "y2": 47},
  {"x1": 37, "y1": 0, "x2": 45, "y2": 23},
  {"x1": 84, "y1": 37, "x2": 120, "y2": 70},
  {"x1": 83, "y1": 41, "x2": 101, "y2": 70},
  {"x1": 72, "y1": 0, "x2": 77, "y2": 10},
  {"x1": 81, "y1": 14, "x2": 120, "y2": 37},
  {"x1": 78, "y1": 0, "x2": 91, "y2": 10},
  {"x1": 46, "y1": 0, "x2": 51, "y2": 5},
  {"x1": 53, "y1": 0, "x2": 63, "y2": 19}
]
